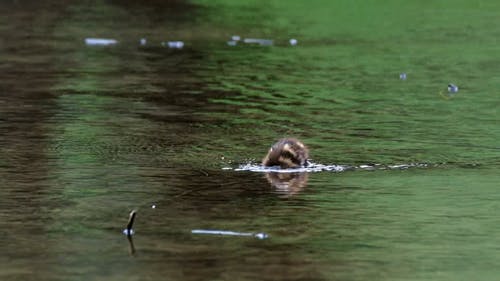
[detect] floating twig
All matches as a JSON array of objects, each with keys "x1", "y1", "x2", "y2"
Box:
[
  {"x1": 84, "y1": 38, "x2": 118, "y2": 46},
  {"x1": 123, "y1": 210, "x2": 137, "y2": 236},
  {"x1": 126, "y1": 233, "x2": 136, "y2": 256},
  {"x1": 191, "y1": 229, "x2": 268, "y2": 239}
]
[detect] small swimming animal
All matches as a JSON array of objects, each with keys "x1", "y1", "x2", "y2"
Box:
[{"x1": 262, "y1": 138, "x2": 309, "y2": 168}]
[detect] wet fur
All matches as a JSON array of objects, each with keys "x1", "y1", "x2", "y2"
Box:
[{"x1": 262, "y1": 138, "x2": 309, "y2": 168}]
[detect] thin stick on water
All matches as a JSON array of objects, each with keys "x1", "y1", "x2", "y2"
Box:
[
  {"x1": 124, "y1": 210, "x2": 137, "y2": 236},
  {"x1": 127, "y1": 233, "x2": 136, "y2": 256},
  {"x1": 191, "y1": 229, "x2": 268, "y2": 239}
]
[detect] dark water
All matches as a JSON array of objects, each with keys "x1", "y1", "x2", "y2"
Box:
[{"x1": 1, "y1": 1, "x2": 499, "y2": 280}]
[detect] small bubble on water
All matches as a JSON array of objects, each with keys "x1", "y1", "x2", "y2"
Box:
[
  {"x1": 231, "y1": 35, "x2": 241, "y2": 41},
  {"x1": 227, "y1": 40, "x2": 237, "y2": 46},
  {"x1": 289, "y1": 38, "x2": 298, "y2": 46},
  {"x1": 140, "y1": 38, "x2": 147, "y2": 45},
  {"x1": 399, "y1": 73, "x2": 407, "y2": 80},
  {"x1": 447, "y1": 83, "x2": 459, "y2": 93},
  {"x1": 151, "y1": 204, "x2": 156, "y2": 209}
]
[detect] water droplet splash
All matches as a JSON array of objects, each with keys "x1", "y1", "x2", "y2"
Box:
[
  {"x1": 235, "y1": 162, "x2": 347, "y2": 173},
  {"x1": 231, "y1": 162, "x2": 432, "y2": 173}
]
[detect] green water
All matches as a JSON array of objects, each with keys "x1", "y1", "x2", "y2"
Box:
[{"x1": 0, "y1": 1, "x2": 499, "y2": 280}]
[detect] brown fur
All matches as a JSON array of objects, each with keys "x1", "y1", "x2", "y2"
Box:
[{"x1": 262, "y1": 138, "x2": 309, "y2": 168}]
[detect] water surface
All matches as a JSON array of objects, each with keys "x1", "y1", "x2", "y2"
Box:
[{"x1": 0, "y1": 1, "x2": 499, "y2": 280}]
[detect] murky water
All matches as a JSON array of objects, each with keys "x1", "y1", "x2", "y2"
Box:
[{"x1": 1, "y1": 1, "x2": 499, "y2": 280}]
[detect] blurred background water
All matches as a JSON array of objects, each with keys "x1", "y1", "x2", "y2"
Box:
[{"x1": 0, "y1": 0, "x2": 499, "y2": 280}]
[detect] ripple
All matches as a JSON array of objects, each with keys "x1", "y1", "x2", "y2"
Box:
[{"x1": 230, "y1": 162, "x2": 433, "y2": 173}]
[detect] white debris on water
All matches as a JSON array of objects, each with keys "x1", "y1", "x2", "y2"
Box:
[
  {"x1": 85, "y1": 38, "x2": 118, "y2": 46},
  {"x1": 162, "y1": 41, "x2": 184, "y2": 49},
  {"x1": 191, "y1": 229, "x2": 269, "y2": 239},
  {"x1": 243, "y1": 38, "x2": 273, "y2": 46}
]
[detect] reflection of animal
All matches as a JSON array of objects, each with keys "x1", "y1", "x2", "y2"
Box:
[
  {"x1": 265, "y1": 172, "x2": 308, "y2": 196},
  {"x1": 262, "y1": 138, "x2": 309, "y2": 168}
]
